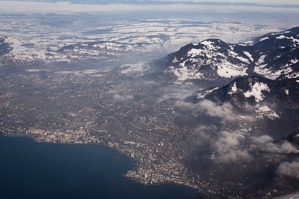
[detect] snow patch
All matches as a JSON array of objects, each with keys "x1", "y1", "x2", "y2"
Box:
[
  {"x1": 169, "y1": 66, "x2": 203, "y2": 82},
  {"x1": 243, "y1": 51, "x2": 254, "y2": 62},
  {"x1": 216, "y1": 61, "x2": 247, "y2": 78},
  {"x1": 229, "y1": 50, "x2": 249, "y2": 63},
  {"x1": 254, "y1": 64, "x2": 295, "y2": 80},
  {"x1": 197, "y1": 87, "x2": 219, "y2": 99},
  {"x1": 187, "y1": 48, "x2": 203, "y2": 57},
  {"x1": 201, "y1": 40, "x2": 214, "y2": 49},
  {"x1": 291, "y1": 59, "x2": 299, "y2": 64},
  {"x1": 228, "y1": 82, "x2": 238, "y2": 95},
  {"x1": 244, "y1": 82, "x2": 270, "y2": 102},
  {"x1": 276, "y1": 35, "x2": 286, "y2": 39},
  {"x1": 256, "y1": 55, "x2": 266, "y2": 65},
  {"x1": 255, "y1": 105, "x2": 279, "y2": 119},
  {"x1": 259, "y1": 37, "x2": 269, "y2": 41}
]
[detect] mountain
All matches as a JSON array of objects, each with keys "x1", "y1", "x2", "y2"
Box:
[
  {"x1": 174, "y1": 76, "x2": 299, "y2": 198},
  {"x1": 252, "y1": 27, "x2": 299, "y2": 80},
  {"x1": 202, "y1": 76, "x2": 299, "y2": 107},
  {"x1": 183, "y1": 76, "x2": 299, "y2": 138},
  {"x1": 158, "y1": 27, "x2": 299, "y2": 83}
]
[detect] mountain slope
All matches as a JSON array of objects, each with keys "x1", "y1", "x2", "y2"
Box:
[
  {"x1": 159, "y1": 27, "x2": 299, "y2": 83},
  {"x1": 184, "y1": 76, "x2": 299, "y2": 138}
]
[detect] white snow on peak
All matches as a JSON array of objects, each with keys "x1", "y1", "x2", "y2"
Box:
[
  {"x1": 175, "y1": 41, "x2": 248, "y2": 80},
  {"x1": 231, "y1": 82, "x2": 238, "y2": 92},
  {"x1": 259, "y1": 37, "x2": 269, "y2": 41},
  {"x1": 228, "y1": 50, "x2": 250, "y2": 64},
  {"x1": 275, "y1": 35, "x2": 299, "y2": 45},
  {"x1": 254, "y1": 62, "x2": 297, "y2": 80},
  {"x1": 187, "y1": 40, "x2": 218, "y2": 57},
  {"x1": 276, "y1": 35, "x2": 286, "y2": 39},
  {"x1": 243, "y1": 51, "x2": 254, "y2": 62},
  {"x1": 169, "y1": 66, "x2": 203, "y2": 83},
  {"x1": 197, "y1": 87, "x2": 219, "y2": 99},
  {"x1": 228, "y1": 82, "x2": 238, "y2": 95},
  {"x1": 244, "y1": 81, "x2": 270, "y2": 102},
  {"x1": 256, "y1": 55, "x2": 266, "y2": 65},
  {"x1": 216, "y1": 61, "x2": 248, "y2": 78},
  {"x1": 201, "y1": 40, "x2": 214, "y2": 48},
  {"x1": 187, "y1": 48, "x2": 204, "y2": 57},
  {"x1": 291, "y1": 59, "x2": 299, "y2": 64}
]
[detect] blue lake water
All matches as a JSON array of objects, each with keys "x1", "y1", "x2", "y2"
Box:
[{"x1": 0, "y1": 134, "x2": 201, "y2": 199}]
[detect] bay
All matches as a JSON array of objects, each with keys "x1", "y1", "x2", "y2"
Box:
[{"x1": 0, "y1": 134, "x2": 201, "y2": 199}]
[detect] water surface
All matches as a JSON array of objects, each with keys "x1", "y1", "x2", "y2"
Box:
[{"x1": 0, "y1": 134, "x2": 201, "y2": 199}]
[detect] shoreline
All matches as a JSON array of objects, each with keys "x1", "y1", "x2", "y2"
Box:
[{"x1": 0, "y1": 132, "x2": 202, "y2": 197}]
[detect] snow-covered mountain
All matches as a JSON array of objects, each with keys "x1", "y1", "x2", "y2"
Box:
[
  {"x1": 201, "y1": 76, "x2": 299, "y2": 107},
  {"x1": 161, "y1": 27, "x2": 299, "y2": 83},
  {"x1": 184, "y1": 76, "x2": 299, "y2": 138}
]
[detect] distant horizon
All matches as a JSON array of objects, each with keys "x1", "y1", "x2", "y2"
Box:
[
  {"x1": 0, "y1": 0, "x2": 298, "y2": 6},
  {"x1": 0, "y1": 0, "x2": 299, "y2": 16}
]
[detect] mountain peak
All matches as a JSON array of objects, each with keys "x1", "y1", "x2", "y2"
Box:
[
  {"x1": 159, "y1": 27, "x2": 299, "y2": 83},
  {"x1": 287, "y1": 26, "x2": 299, "y2": 34}
]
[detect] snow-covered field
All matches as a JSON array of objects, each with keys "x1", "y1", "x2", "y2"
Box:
[{"x1": 0, "y1": 14, "x2": 283, "y2": 67}]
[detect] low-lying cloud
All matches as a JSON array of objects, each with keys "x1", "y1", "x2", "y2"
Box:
[
  {"x1": 213, "y1": 131, "x2": 252, "y2": 162},
  {"x1": 175, "y1": 99, "x2": 243, "y2": 123},
  {"x1": 277, "y1": 161, "x2": 299, "y2": 179},
  {"x1": 108, "y1": 90, "x2": 134, "y2": 102},
  {"x1": 251, "y1": 135, "x2": 299, "y2": 154},
  {"x1": 198, "y1": 100, "x2": 234, "y2": 122},
  {"x1": 159, "y1": 85, "x2": 198, "y2": 102},
  {"x1": 113, "y1": 94, "x2": 134, "y2": 101}
]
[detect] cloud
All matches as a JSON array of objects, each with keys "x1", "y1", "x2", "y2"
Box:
[
  {"x1": 251, "y1": 135, "x2": 274, "y2": 145},
  {"x1": 174, "y1": 99, "x2": 256, "y2": 124},
  {"x1": 251, "y1": 135, "x2": 298, "y2": 154},
  {"x1": 211, "y1": 131, "x2": 298, "y2": 163},
  {"x1": 198, "y1": 100, "x2": 234, "y2": 122},
  {"x1": 277, "y1": 161, "x2": 299, "y2": 179},
  {"x1": 264, "y1": 142, "x2": 299, "y2": 154},
  {"x1": 159, "y1": 85, "x2": 198, "y2": 102},
  {"x1": 113, "y1": 94, "x2": 134, "y2": 101},
  {"x1": 213, "y1": 131, "x2": 252, "y2": 162},
  {"x1": 108, "y1": 90, "x2": 134, "y2": 101},
  {"x1": 175, "y1": 99, "x2": 239, "y2": 122}
]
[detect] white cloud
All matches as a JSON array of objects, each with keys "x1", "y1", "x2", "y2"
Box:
[
  {"x1": 174, "y1": 99, "x2": 254, "y2": 123},
  {"x1": 251, "y1": 135, "x2": 298, "y2": 154},
  {"x1": 108, "y1": 90, "x2": 134, "y2": 101},
  {"x1": 198, "y1": 100, "x2": 234, "y2": 122},
  {"x1": 277, "y1": 161, "x2": 299, "y2": 179},
  {"x1": 113, "y1": 94, "x2": 134, "y2": 101},
  {"x1": 159, "y1": 85, "x2": 197, "y2": 102},
  {"x1": 213, "y1": 131, "x2": 252, "y2": 162},
  {"x1": 251, "y1": 135, "x2": 274, "y2": 145}
]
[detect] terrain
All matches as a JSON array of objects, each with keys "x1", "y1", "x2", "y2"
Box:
[{"x1": 0, "y1": 13, "x2": 299, "y2": 198}]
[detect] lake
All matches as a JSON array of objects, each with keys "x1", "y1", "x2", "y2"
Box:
[{"x1": 0, "y1": 134, "x2": 201, "y2": 199}]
